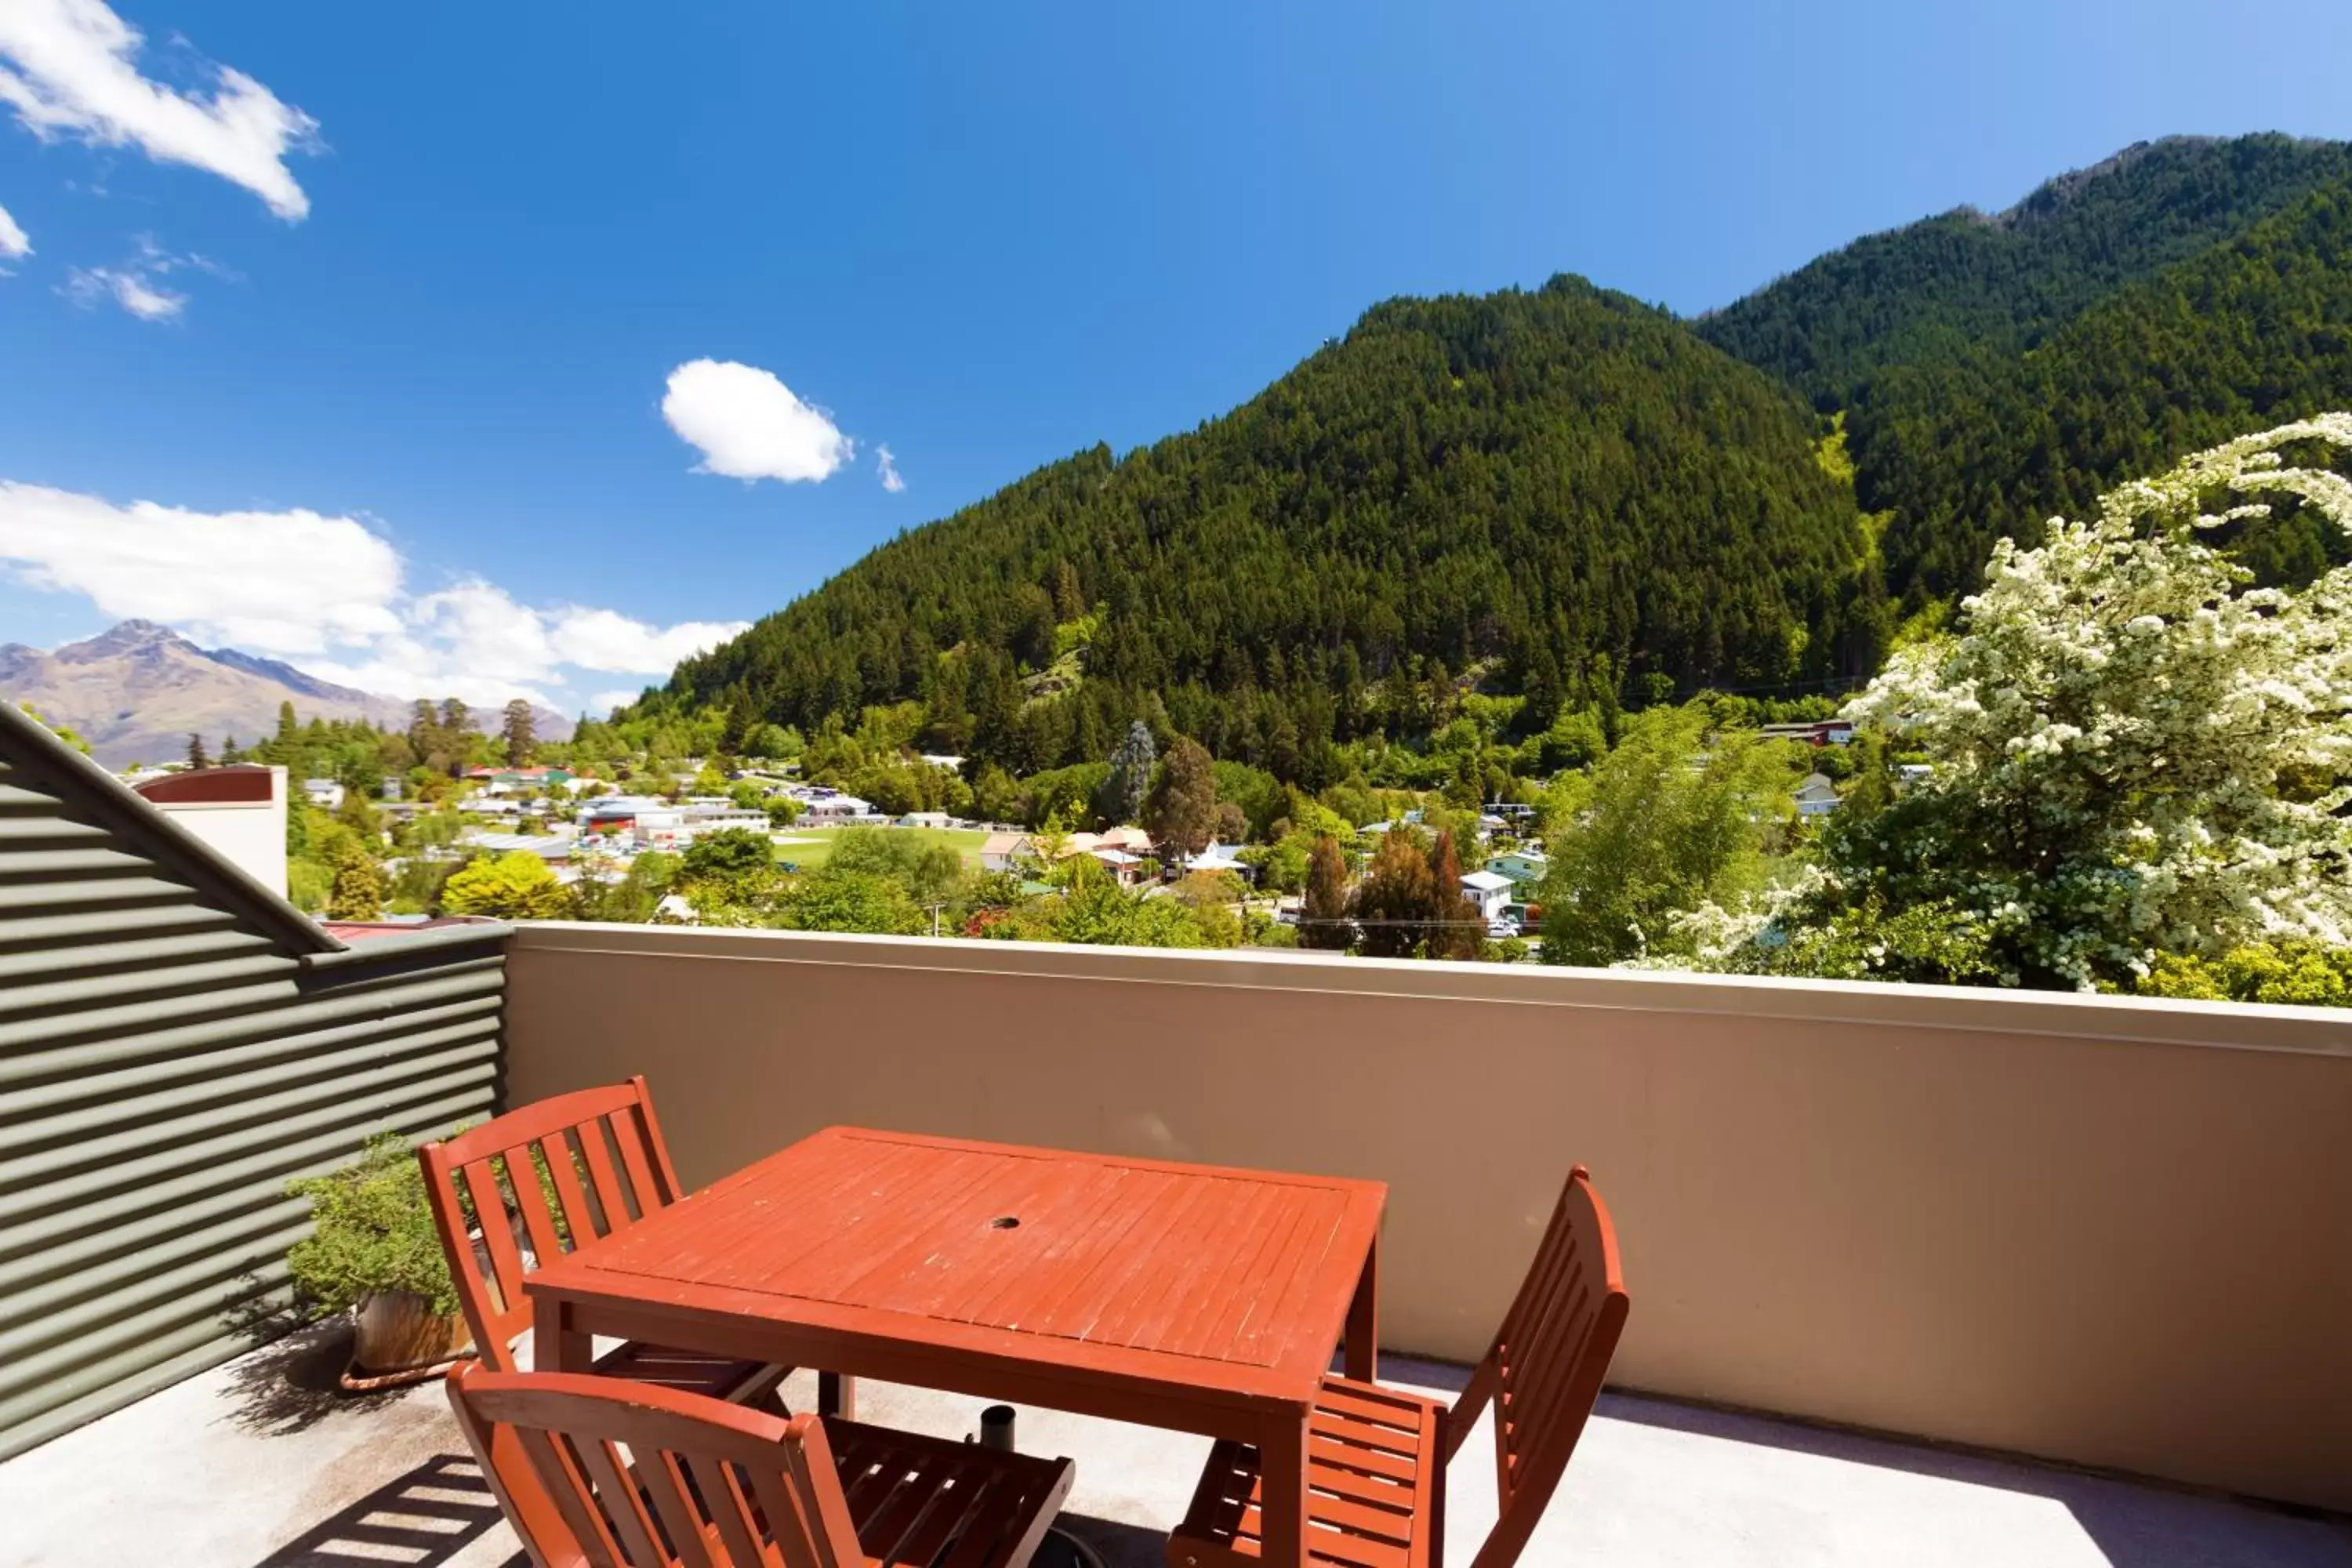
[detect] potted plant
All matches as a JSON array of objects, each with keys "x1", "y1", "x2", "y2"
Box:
[{"x1": 286, "y1": 1131, "x2": 474, "y2": 1385}]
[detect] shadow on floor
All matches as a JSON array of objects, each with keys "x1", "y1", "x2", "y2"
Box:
[
  {"x1": 252, "y1": 1451, "x2": 524, "y2": 1567},
  {"x1": 1599, "y1": 1393, "x2": 2352, "y2": 1568},
  {"x1": 223, "y1": 1317, "x2": 412, "y2": 1438},
  {"x1": 247, "y1": 1465, "x2": 1154, "y2": 1568}
]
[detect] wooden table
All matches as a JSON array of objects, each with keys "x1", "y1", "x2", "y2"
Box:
[{"x1": 524, "y1": 1126, "x2": 1386, "y2": 1568}]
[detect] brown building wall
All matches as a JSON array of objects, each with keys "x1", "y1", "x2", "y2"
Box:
[{"x1": 503, "y1": 924, "x2": 2352, "y2": 1510}]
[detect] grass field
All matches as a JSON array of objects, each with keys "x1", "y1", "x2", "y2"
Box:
[{"x1": 769, "y1": 825, "x2": 989, "y2": 872}]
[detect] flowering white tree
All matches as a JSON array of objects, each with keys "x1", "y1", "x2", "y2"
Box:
[{"x1": 1838, "y1": 415, "x2": 2352, "y2": 987}]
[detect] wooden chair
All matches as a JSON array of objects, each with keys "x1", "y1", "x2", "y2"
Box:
[
  {"x1": 1167, "y1": 1165, "x2": 1628, "y2": 1568},
  {"x1": 418, "y1": 1078, "x2": 804, "y2": 1410},
  {"x1": 448, "y1": 1363, "x2": 1076, "y2": 1568}
]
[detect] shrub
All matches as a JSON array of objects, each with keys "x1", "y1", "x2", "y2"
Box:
[
  {"x1": 2136, "y1": 944, "x2": 2352, "y2": 1007},
  {"x1": 285, "y1": 1133, "x2": 457, "y2": 1318}
]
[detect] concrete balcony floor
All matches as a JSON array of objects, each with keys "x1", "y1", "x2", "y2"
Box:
[{"x1": 3, "y1": 1327, "x2": 2347, "y2": 1568}]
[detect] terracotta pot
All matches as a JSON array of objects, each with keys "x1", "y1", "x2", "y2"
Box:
[{"x1": 352, "y1": 1290, "x2": 474, "y2": 1374}]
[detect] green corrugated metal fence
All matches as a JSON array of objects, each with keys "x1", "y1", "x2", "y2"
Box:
[{"x1": 0, "y1": 738, "x2": 509, "y2": 1460}]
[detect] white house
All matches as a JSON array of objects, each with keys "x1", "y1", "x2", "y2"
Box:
[
  {"x1": 301, "y1": 778, "x2": 344, "y2": 811},
  {"x1": 1794, "y1": 774, "x2": 1842, "y2": 817},
  {"x1": 899, "y1": 811, "x2": 952, "y2": 829},
  {"x1": 131, "y1": 764, "x2": 289, "y2": 896},
  {"x1": 800, "y1": 792, "x2": 873, "y2": 822},
  {"x1": 980, "y1": 832, "x2": 1035, "y2": 873},
  {"x1": 1461, "y1": 869, "x2": 1515, "y2": 923},
  {"x1": 1188, "y1": 841, "x2": 1253, "y2": 879}
]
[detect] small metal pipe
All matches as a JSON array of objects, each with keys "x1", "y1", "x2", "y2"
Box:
[{"x1": 980, "y1": 1403, "x2": 1017, "y2": 1451}]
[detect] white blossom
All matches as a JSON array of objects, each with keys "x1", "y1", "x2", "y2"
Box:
[{"x1": 1842, "y1": 416, "x2": 2352, "y2": 987}]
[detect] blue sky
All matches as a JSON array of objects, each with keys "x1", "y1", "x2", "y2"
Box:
[{"x1": 4, "y1": 0, "x2": 2351, "y2": 714}]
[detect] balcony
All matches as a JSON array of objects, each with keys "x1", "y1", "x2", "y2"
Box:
[{"x1": 5, "y1": 919, "x2": 2352, "y2": 1565}]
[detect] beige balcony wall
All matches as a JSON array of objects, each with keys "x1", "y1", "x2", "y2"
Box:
[{"x1": 503, "y1": 924, "x2": 2352, "y2": 1511}]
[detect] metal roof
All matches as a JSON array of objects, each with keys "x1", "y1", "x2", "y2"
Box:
[{"x1": 0, "y1": 703, "x2": 339, "y2": 957}]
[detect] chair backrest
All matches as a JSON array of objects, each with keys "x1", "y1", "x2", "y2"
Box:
[
  {"x1": 447, "y1": 1362, "x2": 865, "y2": 1568},
  {"x1": 419, "y1": 1077, "x2": 688, "y2": 1370},
  {"x1": 1446, "y1": 1164, "x2": 1630, "y2": 1568}
]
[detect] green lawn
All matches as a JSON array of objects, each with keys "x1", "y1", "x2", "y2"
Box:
[{"x1": 769, "y1": 825, "x2": 989, "y2": 872}]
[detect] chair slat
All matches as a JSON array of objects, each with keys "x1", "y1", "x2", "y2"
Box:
[
  {"x1": 861, "y1": 1441, "x2": 953, "y2": 1559},
  {"x1": 1308, "y1": 1431, "x2": 1419, "y2": 1483},
  {"x1": 505, "y1": 1142, "x2": 570, "y2": 1266},
  {"x1": 579, "y1": 1433, "x2": 673, "y2": 1566},
  {"x1": 578, "y1": 1116, "x2": 640, "y2": 1234},
  {"x1": 749, "y1": 1465, "x2": 830, "y2": 1568},
  {"x1": 639, "y1": 1448, "x2": 723, "y2": 1568},
  {"x1": 779, "y1": 1418, "x2": 872, "y2": 1568},
  {"x1": 893, "y1": 1458, "x2": 988, "y2": 1568},
  {"x1": 546, "y1": 1128, "x2": 605, "y2": 1243},
  {"x1": 523, "y1": 1426, "x2": 630, "y2": 1566},
  {"x1": 687, "y1": 1454, "x2": 775, "y2": 1568},
  {"x1": 460, "y1": 1159, "x2": 530, "y2": 1332},
  {"x1": 941, "y1": 1474, "x2": 1029, "y2": 1568},
  {"x1": 609, "y1": 1109, "x2": 666, "y2": 1223}
]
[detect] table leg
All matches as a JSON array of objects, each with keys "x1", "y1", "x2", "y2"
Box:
[
  {"x1": 818, "y1": 1371, "x2": 856, "y2": 1419},
  {"x1": 533, "y1": 1298, "x2": 591, "y2": 1374},
  {"x1": 1344, "y1": 1235, "x2": 1378, "y2": 1383},
  {"x1": 1258, "y1": 1409, "x2": 1311, "y2": 1568}
]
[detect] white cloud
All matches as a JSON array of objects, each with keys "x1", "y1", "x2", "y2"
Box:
[
  {"x1": 662, "y1": 358, "x2": 852, "y2": 484},
  {"x1": 0, "y1": 201, "x2": 28, "y2": 259},
  {"x1": 876, "y1": 443, "x2": 904, "y2": 493},
  {"x1": 547, "y1": 606, "x2": 753, "y2": 672},
  {"x1": 0, "y1": 481, "x2": 748, "y2": 709},
  {"x1": 0, "y1": 0, "x2": 319, "y2": 220},
  {"x1": 65, "y1": 260, "x2": 181, "y2": 318},
  {"x1": 590, "y1": 688, "x2": 644, "y2": 717},
  {"x1": 0, "y1": 481, "x2": 402, "y2": 648},
  {"x1": 60, "y1": 235, "x2": 224, "y2": 320}
]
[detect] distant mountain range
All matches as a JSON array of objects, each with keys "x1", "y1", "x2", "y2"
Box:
[{"x1": 0, "y1": 620, "x2": 572, "y2": 767}]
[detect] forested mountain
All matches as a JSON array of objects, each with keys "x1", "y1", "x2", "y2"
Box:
[
  {"x1": 1698, "y1": 135, "x2": 2352, "y2": 410},
  {"x1": 1854, "y1": 176, "x2": 2352, "y2": 601},
  {"x1": 653, "y1": 279, "x2": 1878, "y2": 782},
  {"x1": 1702, "y1": 134, "x2": 2352, "y2": 606},
  {"x1": 644, "y1": 133, "x2": 2352, "y2": 779}
]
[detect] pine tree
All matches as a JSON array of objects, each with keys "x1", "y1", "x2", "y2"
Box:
[
  {"x1": 1099, "y1": 720, "x2": 1156, "y2": 826},
  {"x1": 500, "y1": 699, "x2": 536, "y2": 767},
  {"x1": 186, "y1": 733, "x2": 210, "y2": 769}
]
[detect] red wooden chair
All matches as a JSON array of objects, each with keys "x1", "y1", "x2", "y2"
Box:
[
  {"x1": 417, "y1": 1078, "x2": 796, "y2": 1409},
  {"x1": 448, "y1": 1363, "x2": 1076, "y2": 1568},
  {"x1": 1167, "y1": 1164, "x2": 1628, "y2": 1568}
]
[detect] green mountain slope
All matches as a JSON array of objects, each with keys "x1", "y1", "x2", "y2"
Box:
[
  {"x1": 1697, "y1": 134, "x2": 2352, "y2": 411},
  {"x1": 652, "y1": 278, "x2": 1878, "y2": 780},
  {"x1": 1857, "y1": 176, "x2": 2352, "y2": 600}
]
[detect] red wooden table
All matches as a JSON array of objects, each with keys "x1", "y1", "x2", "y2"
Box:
[{"x1": 524, "y1": 1126, "x2": 1385, "y2": 1568}]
